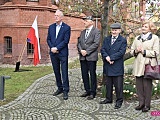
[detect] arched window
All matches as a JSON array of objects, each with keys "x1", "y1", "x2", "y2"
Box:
[{"x1": 4, "y1": 36, "x2": 12, "y2": 54}]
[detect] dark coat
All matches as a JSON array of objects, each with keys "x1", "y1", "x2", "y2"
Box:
[
  {"x1": 47, "y1": 22, "x2": 71, "y2": 57},
  {"x1": 101, "y1": 35, "x2": 127, "y2": 76}
]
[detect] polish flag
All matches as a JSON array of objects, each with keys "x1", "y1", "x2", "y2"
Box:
[{"x1": 27, "y1": 16, "x2": 41, "y2": 66}]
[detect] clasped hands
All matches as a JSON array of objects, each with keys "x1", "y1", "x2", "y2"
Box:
[
  {"x1": 106, "y1": 56, "x2": 114, "y2": 64},
  {"x1": 81, "y1": 50, "x2": 87, "y2": 56},
  {"x1": 135, "y1": 45, "x2": 144, "y2": 54},
  {"x1": 51, "y1": 47, "x2": 59, "y2": 53}
]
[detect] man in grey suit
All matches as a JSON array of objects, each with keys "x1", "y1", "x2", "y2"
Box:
[{"x1": 77, "y1": 16, "x2": 100, "y2": 100}]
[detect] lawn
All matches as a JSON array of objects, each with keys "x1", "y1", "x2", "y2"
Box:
[{"x1": 0, "y1": 66, "x2": 53, "y2": 106}]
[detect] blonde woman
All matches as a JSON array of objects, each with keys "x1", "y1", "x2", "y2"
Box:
[{"x1": 130, "y1": 21, "x2": 159, "y2": 112}]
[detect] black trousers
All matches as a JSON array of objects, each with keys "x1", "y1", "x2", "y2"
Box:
[
  {"x1": 105, "y1": 75, "x2": 123, "y2": 104},
  {"x1": 80, "y1": 60, "x2": 97, "y2": 96}
]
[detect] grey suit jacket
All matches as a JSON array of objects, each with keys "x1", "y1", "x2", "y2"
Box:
[{"x1": 77, "y1": 27, "x2": 100, "y2": 61}]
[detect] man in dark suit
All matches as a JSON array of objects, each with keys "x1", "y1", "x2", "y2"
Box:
[
  {"x1": 100, "y1": 23, "x2": 127, "y2": 109},
  {"x1": 47, "y1": 9, "x2": 71, "y2": 100},
  {"x1": 77, "y1": 16, "x2": 100, "y2": 100}
]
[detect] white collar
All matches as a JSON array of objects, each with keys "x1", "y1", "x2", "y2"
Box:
[
  {"x1": 141, "y1": 32, "x2": 151, "y2": 40},
  {"x1": 112, "y1": 35, "x2": 118, "y2": 39}
]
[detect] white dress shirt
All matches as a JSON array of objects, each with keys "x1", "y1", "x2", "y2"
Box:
[{"x1": 56, "y1": 22, "x2": 62, "y2": 38}]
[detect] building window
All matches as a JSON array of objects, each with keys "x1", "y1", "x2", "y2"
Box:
[
  {"x1": 27, "y1": 42, "x2": 34, "y2": 55},
  {"x1": 4, "y1": 36, "x2": 12, "y2": 54},
  {"x1": 26, "y1": 0, "x2": 39, "y2": 2},
  {"x1": 27, "y1": 38, "x2": 40, "y2": 55}
]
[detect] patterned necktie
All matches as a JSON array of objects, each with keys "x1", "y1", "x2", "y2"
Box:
[
  {"x1": 111, "y1": 37, "x2": 116, "y2": 45},
  {"x1": 85, "y1": 29, "x2": 89, "y2": 39}
]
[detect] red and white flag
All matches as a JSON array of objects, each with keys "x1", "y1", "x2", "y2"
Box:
[{"x1": 27, "y1": 16, "x2": 41, "y2": 66}]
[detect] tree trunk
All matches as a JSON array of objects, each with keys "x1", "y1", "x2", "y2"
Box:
[
  {"x1": 101, "y1": 0, "x2": 109, "y2": 41},
  {"x1": 101, "y1": 0, "x2": 110, "y2": 84}
]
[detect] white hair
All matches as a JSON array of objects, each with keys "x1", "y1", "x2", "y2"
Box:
[{"x1": 55, "y1": 9, "x2": 64, "y2": 17}]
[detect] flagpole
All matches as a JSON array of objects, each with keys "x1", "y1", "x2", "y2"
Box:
[
  {"x1": 18, "y1": 41, "x2": 27, "y2": 62},
  {"x1": 15, "y1": 41, "x2": 27, "y2": 72}
]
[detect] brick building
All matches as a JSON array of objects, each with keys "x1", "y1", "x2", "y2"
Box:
[{"x1": 0, "y1": 0, "x2": 86, "y2": 65}]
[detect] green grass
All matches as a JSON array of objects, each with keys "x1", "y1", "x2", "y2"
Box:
[
  {"x1": 0, "y1": 66, "x2": 53, "y2": 106},
  {"x1": 124, "y1": 57, "x2": 134, "y2": 65}
]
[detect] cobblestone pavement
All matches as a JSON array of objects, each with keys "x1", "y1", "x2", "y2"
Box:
[{"x1": 0, "y1": 67, "x2": 160, "y2": 120}]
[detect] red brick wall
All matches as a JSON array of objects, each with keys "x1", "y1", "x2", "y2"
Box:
[
  {"x1": 0, "y1": 0, "x2": 5, "y2": 5},
  {"x1": 39, "y1": 0, "x2": 52, "y2": 6},
  {"x1": 12, "y1": 0, "x2": 26, "y2": 4},
  {"x1": 0, "y1": 2, "x2": 86, "y2": 65}
]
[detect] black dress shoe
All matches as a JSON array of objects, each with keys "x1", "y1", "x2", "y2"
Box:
[
  {"x1": 63, "y1": 92, "x2": 68, "y2": 100},
  {"x1": 53, "y1": 90, "x2": 63, "y2": 96},
  {"x1": 99, "y1": 99, "x2": 112, "y2": 104},
  {"x1": 142, "y1": 106, "x2": 150, "y2": 112},
  {"x1": 87, "y1": 95, "x2": 95, "y2": 100},
  {"x1": 80, "y1": 92, "x2": 90, "y2": 97},
  {"x1": 135, "y1": 105, "x2": 145, "y2": 110},
  {"x1": 114, "y1": 103, "x2": 122, "y2": 109}
]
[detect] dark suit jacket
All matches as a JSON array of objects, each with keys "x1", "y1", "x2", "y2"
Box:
[
  {"x1": 47, "y1": 22, "x2": 71, "y2": 57},
  {"x1": 101, "y1": 35, "x2": 127, "y2": 76},
  {"x1": 77, "y1": 27, "x2": 100, "y2": 61}
]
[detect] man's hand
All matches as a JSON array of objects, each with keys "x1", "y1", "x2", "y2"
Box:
[
  {"x1": 81, "y1": 50, "x2": 87, "y2": 56},
  {"x1": 51, "y1": 47, "x2": 59, "y2": 53},
  {"x1": 106, "y1": 56, "x2": 111, "y2": 62},
  {"x1": 110, "y1": 61, "x2": 114, "y2": 64},
  {"x1": 106, "y1": 56, "x2": 114, "y2": 64}
]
